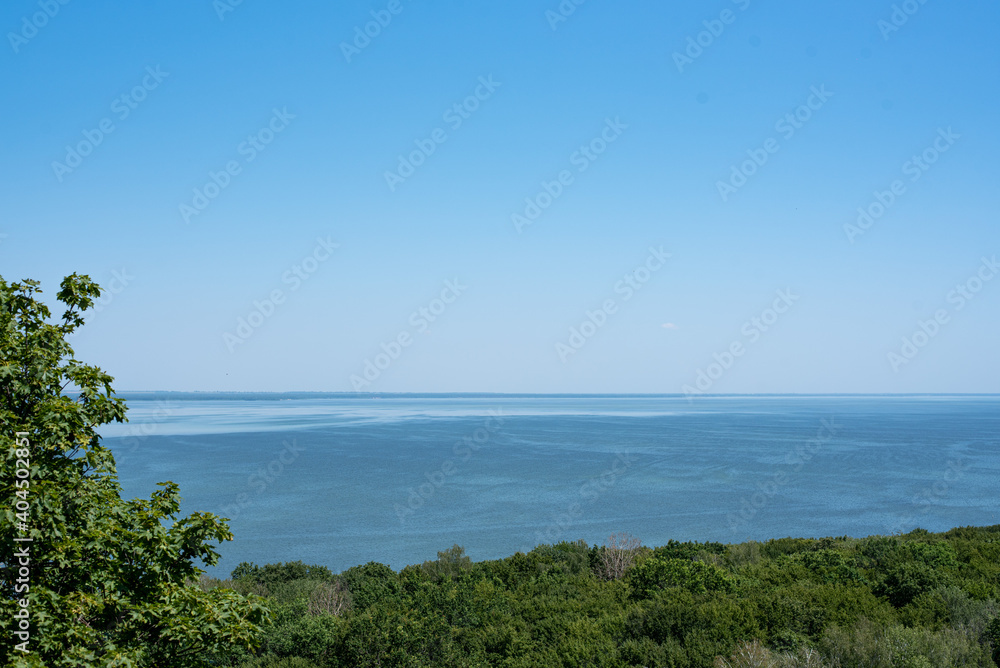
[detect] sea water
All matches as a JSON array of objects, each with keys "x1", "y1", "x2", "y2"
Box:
[{"x1": 100, "y1": 394, "x2": 1000, "y2": 575}]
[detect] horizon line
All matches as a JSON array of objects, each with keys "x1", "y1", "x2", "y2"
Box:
[{"x1": 108, "y1": 391, "x2": 1000, "y2": 397}]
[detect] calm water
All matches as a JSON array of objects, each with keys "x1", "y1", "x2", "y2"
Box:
[{"x1": 100, "y1": 394, "x2": 1000, "y2": 575}]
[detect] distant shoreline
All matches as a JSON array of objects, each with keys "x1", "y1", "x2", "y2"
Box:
[{"x1": 108, "y1": 391, "x2": 1000, "y2": 400}]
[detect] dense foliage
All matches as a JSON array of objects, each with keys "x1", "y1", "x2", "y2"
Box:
[
  {"x1": 0, "y1": 276, "x2": 268, "y2": 667},
  {"x1": 206, "y1": 527, "x2": 1000, "y2": 667}
]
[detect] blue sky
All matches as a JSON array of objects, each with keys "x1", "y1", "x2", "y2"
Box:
[{"x1": 1, "y1": 0, "x2": 998, "y2": 393}]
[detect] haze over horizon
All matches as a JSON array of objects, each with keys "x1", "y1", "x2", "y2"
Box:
[
  {"x1": 110, "y1": 391, "x2": 1000, "y2": 397},
  {"x1": 2, "y1": 0, "x2": 998, "y2": 394}
]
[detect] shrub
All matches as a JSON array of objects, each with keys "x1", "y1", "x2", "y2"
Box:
[
  {"x1": 760, "y1": 537, "x2": 817, "y2": 560},
  {"x1": 420, "y1": 544, "x2": 472, "y2": 579},
  {"x1": 234, "y1": 561, "x2": 333, "y2": 586},
  {"x1": 340, "y1": 561, "x2": 401, "y2": 611},
  {"x1": 904, "y1": 541, "x2": 959, "y2": 570},
  {"x1": 858, "y1": 535, "x2": 901, "y2": 570},
  {"x1": 527, "y1": 539, "x2": 592, "y2": 576},
  {"x1": 655, "y1": 539, "x2": 728, "y2": 562},
  {"x1": 238, "y1": 657, "x2": 321, "y2": 668},
  {"x1": 984, "y1": 615, "x2": 1000, "y2": 667},
  {"x1": 819, "y1": 619, "x2": 993, "y2": 667},
  {"x1": 793, "y1": 549, "x2": 865, "y2": 586},
  {"x1": 630, "y1": 556, "x2": 734, "y2": 598},
  {"x1": 876, "y1": 561, "x2": 949, "y2": 607},
  {"x1": 726, "y1": 541, "x2": 764, "y2": 568}
]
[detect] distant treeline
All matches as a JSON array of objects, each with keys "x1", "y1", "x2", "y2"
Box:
[{"x1": 203, "y1": 525, "x2": 1000, "y2": 667}]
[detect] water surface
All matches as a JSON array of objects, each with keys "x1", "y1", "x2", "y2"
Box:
[{"x1": 101, "y1": 394, "x2": 1000, "y2": 574}]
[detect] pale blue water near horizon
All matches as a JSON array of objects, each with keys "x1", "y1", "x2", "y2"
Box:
[{"x1": 99, "y1": 394, "x2": 999, "y2": 576}]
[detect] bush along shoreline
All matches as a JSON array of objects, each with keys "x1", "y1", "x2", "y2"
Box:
[{"x1": 204, "y1": 526, "x2": 1000, "y2": 667}]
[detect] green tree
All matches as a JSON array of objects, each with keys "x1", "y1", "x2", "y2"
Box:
[
  {"x1": 986, "y1": 615, "x2": 1000, "y2": 667},
  {"x1": 628, "y1": 555, "x2": 734, "y2": 599},
  {"x1": 0, "y1": 275, "x2": 268, "y2": 667},
  {"x1": 339, "y1": 562, "x2": 401, "y2": 611},
  {"x1": 420, "y1": 544, "x2": 471, "y2": 580},
  {"x1": 876, "y1": 561, "x2": 949, "y2": 608}
]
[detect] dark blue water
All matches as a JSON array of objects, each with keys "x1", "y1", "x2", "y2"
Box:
[{"x1": 100, "y1": 394, "x2": 1000, "y2": 575}]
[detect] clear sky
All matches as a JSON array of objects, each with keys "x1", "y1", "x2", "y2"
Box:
[{"x1": 2, "y1": 0, "x2": 998, "y2": 393}]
